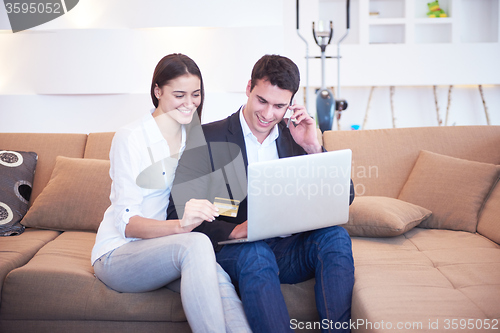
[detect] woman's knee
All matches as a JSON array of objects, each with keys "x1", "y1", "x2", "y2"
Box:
[
  {"x1": 216, "y1": 264, "x2": 232, "y2": 284},
  {"x1": 180, "y1": 232, "x2": 213, "y2": 251},
  {"x1": 177, "y1": 232, "x2": 216, "y2": 263}
]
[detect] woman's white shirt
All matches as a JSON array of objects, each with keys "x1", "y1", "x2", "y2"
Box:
[{"x1": 91, "y1": 110, "x2": 186, "y2": 264}]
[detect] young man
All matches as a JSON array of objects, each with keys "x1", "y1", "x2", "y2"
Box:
[{"x1": 168, "y1": 55, "x2": 355, "y2": 333}]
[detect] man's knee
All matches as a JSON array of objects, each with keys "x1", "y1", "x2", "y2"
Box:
[
  {"x1": 221, "y1": 242, "x2": 278, "y2": 273},
  {"x1": 310, "y1": 226, "x2": 353, "y2": 259},
  {"x1": 314, "y1": 225, "x2": 350, "y2": 243},
  {"x1": 237, "y1": 241, "x2": 277, "y2": 267},
  {"x1": 218, "y1": 242, "x2": 279, "y2": 288}
]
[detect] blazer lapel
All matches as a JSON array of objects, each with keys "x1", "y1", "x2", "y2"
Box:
[
  {"x1": 276, "y1": 121, "x2": 296, "y2": 158},
  {"x1": 226, "y1": 110, "x2": 249, "y2": 169},
  {"x1": 222, "y1": 110, "x2": 248, "y2": 200}
]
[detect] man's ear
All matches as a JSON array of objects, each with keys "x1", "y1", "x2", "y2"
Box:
[{"x1": 245, "y1": 80, "x2": 252, "y2": 97}]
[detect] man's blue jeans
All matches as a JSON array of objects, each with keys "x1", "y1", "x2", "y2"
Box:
[{"x1": 216, "y1": 225, "x2": 355, "y2": 333}]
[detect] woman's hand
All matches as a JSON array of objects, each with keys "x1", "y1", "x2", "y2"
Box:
[{"x1": 179, "y1": 199, "x2": 219, "y2": 231}]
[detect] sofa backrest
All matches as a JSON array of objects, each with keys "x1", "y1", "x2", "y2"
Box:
[
  {"x1": 3, "y1": 127, "x2": 498, "y2": 244},
  {"x1": 83, "y1": 132, "x2": 115, "y2": 160},
  {"x1": 322, "y1": 126, "x2": 500, "y2": 198},
  {"x1": 0, "y1": 133, "x2": 87, "y2": 204}
]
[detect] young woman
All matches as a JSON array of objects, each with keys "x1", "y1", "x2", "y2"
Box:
[{"x1": 91, "y1": 54, "x2": 250, "y2": 333}]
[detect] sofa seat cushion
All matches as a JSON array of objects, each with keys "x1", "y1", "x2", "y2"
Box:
[
  {"x1": 0, "y1": 228, "x2": 60, "y2": 297},
  {"x1": 403, "y1": 227, "x2": 499, "y2": 250},
  {"x1": 459, "y1": 286, "x2": 500, "y2": 319},
  {"x1": 353, "y1": 286, "x2": 487, "y2": 332},
  {"x1": 281, "y1": 278, "x2": 319, "y2": 322},
  {"x1": 351, "y1": 228, "x2": 500, "y2": 332},
  {"x1": 0, "y1": 231, "x2": 186, "y2": 323}
]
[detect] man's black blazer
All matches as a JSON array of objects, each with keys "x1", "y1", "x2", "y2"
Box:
[{"x1": 167, "y1": 109, "x2": 355, "y2": 249}]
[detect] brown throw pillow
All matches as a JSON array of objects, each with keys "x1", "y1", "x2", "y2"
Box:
[
  {"x1": 343, "y1": 196, "x2": 431, "y2": 237},
  {"x1": 398, "y1": 150, "x2": 499, "y2": 233},
  {"x1": 477, "y1": 173, "x2": 500, "y2": 244},
  {"x1": 22, "y1": 156, "x2": 111, "y2": 232}
]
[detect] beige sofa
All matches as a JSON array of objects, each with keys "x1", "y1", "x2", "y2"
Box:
[{"x1": 0, "y1": 126, "x2": 499, "y2": 333}]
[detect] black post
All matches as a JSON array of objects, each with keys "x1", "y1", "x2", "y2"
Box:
[
  {"x1": 296, "y1": 0, "x2": 299, "y2": 30},
  {"x1": 346, "y1": 0, "x2": 350, "y2": 29}
]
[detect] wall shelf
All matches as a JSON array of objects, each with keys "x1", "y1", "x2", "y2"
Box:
[
  {"x1": 414, "y1": 18, "x2": 454, "y2": 24},
  {"x1": 312, "y1": 0, "x2": 500, "y2": 86},
  {"x1": 341, "y1": 0, "x2": 500, "y2": 44},
  {"x1": 369, "y1": 18, "x2": 406, "y2": 25}
]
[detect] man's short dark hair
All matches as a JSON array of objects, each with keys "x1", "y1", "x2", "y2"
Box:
[{"x1": 250, "y1": 55, "x2": 300, "y2": 99}]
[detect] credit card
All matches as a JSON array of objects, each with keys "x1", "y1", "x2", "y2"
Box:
[{"x1": 214, "y1": 197, "x2": 240, "y2": 217}]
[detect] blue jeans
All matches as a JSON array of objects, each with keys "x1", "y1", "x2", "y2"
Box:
[{"x1": 216, "y1": 226, "x2": 354, "y2": 333}]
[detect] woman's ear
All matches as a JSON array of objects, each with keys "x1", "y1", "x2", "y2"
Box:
[{"x1": 154, "y1": 84, "x2": 161, "y2": 98}]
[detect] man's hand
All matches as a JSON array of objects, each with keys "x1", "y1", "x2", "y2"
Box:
[
  {"x1": 228, "y1": 221, "x2": 248, "y2": 239},
  {"x1": 288, "y1": 103, "x2": 322, "y2": 154}
]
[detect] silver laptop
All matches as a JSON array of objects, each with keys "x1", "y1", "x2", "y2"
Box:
[{"x1": 218, "y1": 149, "x2": 352, "y2": 245}]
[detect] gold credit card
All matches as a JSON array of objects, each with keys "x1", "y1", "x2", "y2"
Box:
[{"x1": 214, "y1": 197, "x2": 240, "y2": 217}]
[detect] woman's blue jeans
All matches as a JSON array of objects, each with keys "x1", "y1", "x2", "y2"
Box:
[{"x1": 216, "y1": 226, "x2": 355, "y2": 333}]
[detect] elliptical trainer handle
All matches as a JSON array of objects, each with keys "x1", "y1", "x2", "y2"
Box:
[
  {"x1": 328, "y1": 21, "x2": 333, "y2": 44},
  {"x1": 346, "y1": 0, "x2": 350, "y2": 29},
  {"x1": 312, "y1": 22, "x2": 319, "y2": 45}
]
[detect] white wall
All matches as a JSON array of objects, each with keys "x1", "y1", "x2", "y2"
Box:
[{"x1": 0, "y1": 0, "x2": 498, "y2": 134}]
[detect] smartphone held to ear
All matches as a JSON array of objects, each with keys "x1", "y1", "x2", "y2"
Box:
[{"x1": 286, "y1": 108, "x2": 297, "y2": 128}]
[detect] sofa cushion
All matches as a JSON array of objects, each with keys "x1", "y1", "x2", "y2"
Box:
[
  {"x1": 281, "y1": 278, "x2": 319, "y2": 322},
  {"x1": 0, "y1": 320, "x2": 191, "y2": 333},
  {"x1": 351, "y1": 229, "x2": 500, "y2": 332},
  {"x1": 343, "y1": 196, "x2": 431, "y2": 237},
  {"x1": 0, "y1": 231, "x2": 186, "y2": 323},
  {"x1": 403, "y1": 227, "x2": 500, "y2": 251},
  {"x1": 0, "y1": 133, "x2": 87, "y2": 204},
  {"x1": 0, "y1": 150, "x2": 37, "y2": 236},
  {"x1": 21, "y1": 157, "x2": 111, "y2": 232},
  {"x1": 0, "y1": 228, "x2": 60, "y2": 299},
  {"x1": 84, "y1": 132, "x2": 115, "y2": 160},
  {"x1": 477, "y1": 175, "x2": 500, "y2": 245},
  {"x1": 322, "y1": 126, "x2": 500, "y2": 198},
  {"x1": 398, "y1": 150, "x2": 499, "y2": 233}
]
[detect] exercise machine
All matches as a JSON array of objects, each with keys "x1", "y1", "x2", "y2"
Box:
[{"x1": 296, "y1": 0, "x2": 350, "y2": 132}]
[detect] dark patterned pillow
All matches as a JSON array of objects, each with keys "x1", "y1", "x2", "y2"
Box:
[{"x1": 0, "y1": 150, "x2": 37, "y2": 236}]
